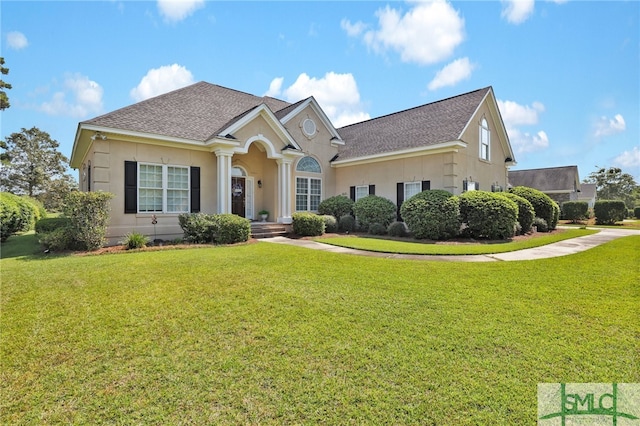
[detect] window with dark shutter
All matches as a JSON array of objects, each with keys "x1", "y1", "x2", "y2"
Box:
[
  {"x1": 421, "y1": 180, "x2": 430, "y2": 191},
  {"x1": 350, "y1": 186, "x2": 356, "y2": 202},
  {"x1": 369, "y1": 184, "x2": 375, "y2": 195},
  {"x1": 396, "y1": 182, "x2": 404, "y2": 221},
  {"x1": 124, "y1": 161, "x2": 137, "y2": 214}
]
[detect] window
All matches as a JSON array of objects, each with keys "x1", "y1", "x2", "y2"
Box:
[
  {"x1": 480, "y1": 118, "x2": 490, "y2": 161},
  {"x1": 355, "y1": 185, "x2": 369, "y2": 201},
  {"x1": 404, "y1": 182, "x2": 422, "y2": 201},
  {"x1": 138, "y1": 163, "x2": 190, "y2": 213},
  {"x1": 296, "y1": 156, "x2": 321, "y2": 173},
  {"x1": 296, "y1": 177, "x2": 321, "y2": 211}
]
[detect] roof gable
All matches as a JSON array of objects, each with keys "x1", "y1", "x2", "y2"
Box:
[
  {"x1": 279, "y1": 96, "x2": 344, "y2": 144},
  {"x1": 335, "y1": 87, "x2": 492, "y2": 161},
  {"x1": 508, "y1": 166, "x2": 580, "y2": 192}
]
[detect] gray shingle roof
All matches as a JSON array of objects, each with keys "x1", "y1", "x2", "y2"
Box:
[
  {"x1": 508, "y1": 166, "x2": 580, "y2": 192},
  {"x1": 335, "y1": 87, "x2": 491, "y2": 160},
  {"x1": 82, "y1": 81, "x2": 292, "y2": 141}
]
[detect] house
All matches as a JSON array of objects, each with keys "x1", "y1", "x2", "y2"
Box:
[
  {"x1": 69, "y1": 82, "x2": 516, "y2": 243},
  {"x1": 508, "y1": 165, "x2": 581, "y2": 205}
]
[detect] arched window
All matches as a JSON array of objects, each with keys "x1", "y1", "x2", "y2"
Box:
[
  {"x1": 296, "y1": 156, "x2": 321, "y2": 173},
  {"x1": 480, "y1": 118, "x2": 490, "y2": 161}
]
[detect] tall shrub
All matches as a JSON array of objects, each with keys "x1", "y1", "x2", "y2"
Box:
[
  {"x1": 509, "y1": 186, "x2": 558, "y2": 230},
  {"x1": 459, "y1": 191, "x2": 517, "y2": 239},
  {"x1": 500, "y1": 192, "x2": 534, "y2": 234},
  {"x1": 318, "y1": 195, "x2": 354, "y2": 219},
  {"x1": 562, "y1": 201, "x2": 589, "y2": 223},
  {"x1": 0, "y1": 192, "x2": 45, "y2": 241},
  {"x1": 352, "y1": 195, "x2": 396, "y2": 230},
  {"x1": 63, "y1": 191, "x2": 114, "y2": 250},
  {"x1": 400, "y1": 190, "x2": 460, "y2": 240},
  {"x1": 593, "y1": 200, "x2": 626, "y2": 225}
]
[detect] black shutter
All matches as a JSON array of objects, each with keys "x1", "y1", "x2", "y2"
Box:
[
  {"x1": 369, "y1": 184, "x2": 375, "y2": 195},
  {"x1": 87, "y1": 164, "x2": 92, "y2": 192},
  {"x1": 421, "y1": 180, "x2": 430, "y2": 191},
  {"x1": 190, "y1": 166, "x2": 201, "y2": 213},
  {"x1": 396, "y1": 182, "x2": 404, "y2": 221},
  {"x1": 350, "y1": 186, "x2": 356, "y2": 202},
  {"x1": 124, "y1": 161, "x2": 137, "y2": 214}
]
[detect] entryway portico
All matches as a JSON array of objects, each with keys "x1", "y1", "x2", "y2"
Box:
[{"x1": 211, "y1": 134, "x2": 303, "y2": 224}]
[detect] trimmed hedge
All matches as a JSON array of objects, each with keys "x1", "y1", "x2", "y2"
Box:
[
  {"x1": 318, "y1": 195, "x2": 354, "y2": 219},
  {"x1": 292, "y1": 212, "x2": 325, "y2": 237},
  {"x1": 178, "y1": 213, "x2": 250, "y2": 244},
  {"x1": 368, "y1": 223, "x2": 387, "y2": 235},
  {"x1": 387, "y1": 221, "x2": 408, "y2": 237},
  {"x1": 338, "y1": 215, "x2": 356, "y2": 233},
  {"x1": 320, "y1": 214, "x2": 338, "y2": 233},
  {"x1": 459, "y1": 191, "x2": 518, "y2": 240},
  {"x1": 509, "y1": 186, "x2": 559, "y2": 230},
  {"x1": 499, "y1": 192, "x2": 535, "y2": 234},
  {"x1": 353, "y1": 195, "x2": 397, "y2": 230},
  {"x1": 1, "y1": 192, "x2": 46, "y2": 242},
  {"x1": 64, "y1": 191, "x2": 114, "y2": 251},
  {"x1": 635, "y1": 206, "x2": 640, "y2": 219},
  {"x1": 594, "y1": 200, "x2": 626, "y2": 225},
  {"x1": 400, "y1": 190, "x2": 460, "y2": 240},
  {"x1": 562, "y1": 201, "x2": 589, "y2": 223}
]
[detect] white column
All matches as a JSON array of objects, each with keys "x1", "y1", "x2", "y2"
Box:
[
  {"x1": 215, "y1": 149, "x2": 233, "y2": 214},
  {"x1": 276, "y1": 158, "x2": 293, "y2": 224}
]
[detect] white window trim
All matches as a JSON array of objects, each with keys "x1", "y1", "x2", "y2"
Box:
[
  {"x1": 138, "y1": 162, "x2": 190, "y2": 214},
  {"x1": 480, "y1": 118, "x2": 490, "y2": 161},
  {"x1": 295, "y1": 176, "x2": 322, "y2": 212},
  {"x1": 404, "y1": 181, "x2": 421, "y2": 201},
  {"x1": 355, "y1": 185, "x2": 369, "y2": 202}
]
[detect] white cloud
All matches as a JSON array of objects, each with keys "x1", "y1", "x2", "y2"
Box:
[
  {"x1": 6, "y1": 31, "x2": 28, "y2": 50},
  {"x1": 264, "y1": 77, "x2": 284, "y2": 98},
  {"x1": 340, "y1": 19, "x2": 367, "y2": 37},
  {"x1": 272, "y1": 72, "x2": 370, "y2": 128},
  {"x1": 501, "y1": 0, "x2": 535, "y2": 24},
  {"x1": 39, "y1": 74, "x2": 103, "y2": 118},
  {"x1": 427, "y1": 57, "x2": 475, "y2": 90},
  {"x1": 613, "y1": 146, "x2": 640, "y2": 169},
  {"x1": 346, "y1": 1, "x2": 465, "y2": 66},
  {"x1": 157, "y1": 0, "x2": 204, "y2": 23},
  {"x1": 498, "y1": 99, "x2": 548, "y2": 154},
  {"x1": 593, "y1": 114, "x2": 626, "y2": 138},
  {"x1": 130, "y1": 64, "x2": 195, "y2": 102}
]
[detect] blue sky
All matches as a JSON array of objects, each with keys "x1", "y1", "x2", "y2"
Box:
[{"x1": 2, "y1": 0, "x2": 639, "y2": 181}]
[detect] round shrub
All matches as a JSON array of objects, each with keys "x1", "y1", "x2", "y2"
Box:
[
  {"x1": 292, "y1": 212, "x2": 325, "y2": 236},
  {"x1": 593, "y1": 200, "x2": 626, "y2": 225},
  {"x1": 400, "y1": 190, "x2": 460, "y2": 240},
  {"x1": 634, "y1": 206, "x2": 640, "y2": 219},
  {"x1": 211, "y1": 214, "x2": 251, "y2": 244},
  {"x1": 320, "y1": 214, "x2": 338, "y2": 233},
  {"x1": 509, "y1": 186, "x2": 558, "y2": 230},
  {"x1": 368, "y1": 223, "x2": 387, "y2": 235},
  {"x1": 353, "y1": 195, "x2": 397, "y2": 230},
  {"x1": 179, "y1": 213, "x2": 216, "y2": 243},
  {"x1": 318, "y1": 195, "x2": 354, "y2": 219},
  {"x1": 338, "y1": 214, "x2": 355, "y2": 233},
  {"x1": 0, "y1": 193, "x2": 44, "y2": 241},
  {"x1": 562, "y1": 201, "x2": 589, "y2": 223},
  {"x1": 387, "y1": 221, "x2": 408, "y2": 237},
  {"x1": 500, "y1": 192, "x2": 534, "y2": 234},
  {"x1": 533, "y1": 217, "x2": 549, "y2": 232},
  {"x1": 39, "y1": 226, "x2": 77, "y2": 252},
  {"x1": 459, "y1": 191, "x2": 517, "y2": 239}
]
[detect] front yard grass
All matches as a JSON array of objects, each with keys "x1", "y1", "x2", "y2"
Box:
[
  {"x1": 315, "y1": 228, "x2": 597, "y2": 255},
  {"x1": 1, "y1": 234, "x2": 638, "y2": 424}
]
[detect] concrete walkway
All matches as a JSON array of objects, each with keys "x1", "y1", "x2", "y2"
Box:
[{"x1": 260, "y1": 228, "x2": 640, "y2": 262}]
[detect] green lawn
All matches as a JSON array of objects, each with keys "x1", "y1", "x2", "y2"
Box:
[
  {"x1": 315, "y1": 228, "x2": 597, "y2": 255},
  {"x1": 1, "y1": 234, "x2": 638, "y2": 424}
]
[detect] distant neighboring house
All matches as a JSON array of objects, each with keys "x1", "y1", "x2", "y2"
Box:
[
  {"x1": 508, "y1": 165, "x2": 581, "y2": 205},
  {"x1": 577, "y1": 183, "x2": 597, "y2": 208},
  {"x1": 70, "y1": 82, "x2": 516, "y2": 243}
]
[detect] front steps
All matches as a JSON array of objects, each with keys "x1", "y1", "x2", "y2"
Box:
[{"x1": 251, "y1": 222, "x2": 289, "y2": 239}]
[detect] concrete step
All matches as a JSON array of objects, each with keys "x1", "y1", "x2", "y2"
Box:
[{"x1": 251, "y1": 223, "x2": 289, "y2": 239}]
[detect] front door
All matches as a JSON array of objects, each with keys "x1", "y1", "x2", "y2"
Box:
[{"x1": 231, "y1": 177, "x2": 246, "y2": 217}]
